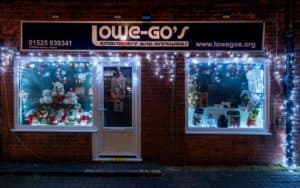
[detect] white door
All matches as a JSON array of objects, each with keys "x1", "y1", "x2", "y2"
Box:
[{"x1": 93, "y1": 57, "x2": 141, "y2": 161}]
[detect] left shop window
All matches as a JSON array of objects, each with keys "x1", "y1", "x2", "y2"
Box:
[{"x1": 17, "y1": 57, "x2": 93, "y2": 128}]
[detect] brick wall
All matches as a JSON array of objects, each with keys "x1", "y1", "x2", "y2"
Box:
[{"x1": 0, "y1": 0, "x2": 290, "y2": 165}]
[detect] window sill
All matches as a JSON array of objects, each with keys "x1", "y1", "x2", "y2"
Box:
[
  {"x1": 11, "y1": 127, "x2": 98, "y2": 133},
  {"x1": 185, "y1": 128, "x2": 272, "y2": 135}
]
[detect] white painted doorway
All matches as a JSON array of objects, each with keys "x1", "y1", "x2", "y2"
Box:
[{"x1": 92, "y1": 57, "x2": 141, "y2": 161}]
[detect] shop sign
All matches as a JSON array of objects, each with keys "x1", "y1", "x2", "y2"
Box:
[{"x1": 21, "y1": 21, "x2": 264, "y2": 51}]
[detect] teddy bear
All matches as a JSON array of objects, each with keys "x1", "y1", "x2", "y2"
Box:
[
  {"x1": 55, "y1": 108, "x2": 67, "y2": 124},
  {"x1": 63, "y1": 90, "x2": 78, "y2": 105},
  {"x1": 39, "y1": 89, "x2": 53, "y2": 104},
  {"x1": 51, "y1": 81, "x2": 66, "y2": 103},
  {"x1": 48, "y1": 108, "x2": 58, "y2": 124},
  {"x1": 68, "y1": 103, "x2": 83, "y2": 123},
  {"x1": 36, "y1": 105, "x2": 49, "y2": 124},
  {"x1": 52, "y1": 81, "x2": 65, "y2": 97}
]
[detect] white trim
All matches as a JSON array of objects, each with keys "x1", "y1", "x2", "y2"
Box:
[
  {"x1": 92, "y1": 57, "x2": 141, "y2": 160},
  {"x1": 262, "y1": 22, "x2": 266, "y2": 53},
  {"x1": 186, "y1": 128, "x2": 271, "y2": 135},
  {"x1": 185, "y1": 57, "x2": 270, "y2": 135}
]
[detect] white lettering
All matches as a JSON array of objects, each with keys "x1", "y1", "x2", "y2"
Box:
[
  {"x1": 92, "y1": 25, "x2": 99, "y2": 46},
  {"x1": 91, "y1": 24, "x2": 190, "y2": 47},
  {"x1": 129, "y1": 26, "x2": 140, "y2": 39},
  {"x1": 99, "y1": 25, "x2": 111, "y2": 39},
  {"x1": 160, "y1": 26, "x2": 173, "y2": 40},
  {"x1": 148, "y1": 26, "x2": 160, "y2": 39},
  {"x1": 112, "y1": 25, "x2": 128, "y2": 40},
  {"x1": 177, "y1": 26, "x2": 189, "y2": 39}
]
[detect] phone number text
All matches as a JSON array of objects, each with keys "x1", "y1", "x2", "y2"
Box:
[{"x1": 27, "y1": 40, "x2": 72, "y2": 47}]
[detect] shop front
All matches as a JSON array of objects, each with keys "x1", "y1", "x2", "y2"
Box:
[
  {"x1": 14, "y1": 54, "x2": 141, "y2": 161},
  {"x1": 0, "y1": 19, "x2": 288, "y2": 165}
]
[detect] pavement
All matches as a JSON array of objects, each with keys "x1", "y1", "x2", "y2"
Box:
[{"x1": 0, "y1": 162, "x2": 300, "y2": 188}]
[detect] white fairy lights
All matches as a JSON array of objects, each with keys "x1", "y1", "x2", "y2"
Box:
[
  {"x1": 144, "y1": 52, "x2": 176, "y2": 82},
  {"x1": 283, "y1": 52, "x2": 298, "y2": 169},
  {"x1": 0, "y1": 48, "x2": 298, "y2": 168},
  {"x1": 0, "y1": 47, "x2": 14, "y2": 73}
]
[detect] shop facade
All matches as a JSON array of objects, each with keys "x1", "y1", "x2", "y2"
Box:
[{"x1": 0, "y1": 0, "x2": 298, "y2": 165}]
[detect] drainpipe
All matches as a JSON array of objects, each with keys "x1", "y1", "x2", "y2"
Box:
[{"x1": 284, "y1": 0, "x2": 296, "y2": 168}]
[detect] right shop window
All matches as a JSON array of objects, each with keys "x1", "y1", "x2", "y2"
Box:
[{"x1": 186, "y1": 58, "x2": 269, "y2": 134}]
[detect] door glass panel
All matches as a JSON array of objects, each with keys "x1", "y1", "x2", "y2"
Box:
[{"x1": 103, "y1": 67, "x2": 132, "y2": 127}]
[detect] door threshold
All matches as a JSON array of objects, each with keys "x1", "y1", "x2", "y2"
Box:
[{"x1": 93, "y1": 156, "x2": 142, "y2": 162}]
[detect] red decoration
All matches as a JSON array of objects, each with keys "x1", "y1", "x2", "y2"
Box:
[
  {"x1": 27, "y1": 115, "x2": 35, "y2": 125},
  {"x1": 80, "y1": 114, "x2": 90, "y2": 124},
  {"x1": 61, "y1": 113, "x2": 68, "y2": 123},
  {"x1": 247, "y1": 117, "x2": 256, "y2": 126},
  {"x1": 49, "y1": 116, "x2": 57, "y2": 124}
]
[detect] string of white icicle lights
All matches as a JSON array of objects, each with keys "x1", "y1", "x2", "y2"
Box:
[
  {"x1": 0, "y1": 47, "x2": 14, "y2": 73},
  {"x1": 0, "y1": 48, "x2": 297, "y2": 169}
]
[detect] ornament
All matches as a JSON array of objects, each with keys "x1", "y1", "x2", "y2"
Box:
[{"x1": 26, "y1": 63, "x2": 34, "y2": 69}]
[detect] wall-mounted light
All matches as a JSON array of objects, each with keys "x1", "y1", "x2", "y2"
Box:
[
  {"x1": 114, "y1": 15, "x2": 122, "y2": 20},
  {"x1": 51, "y1": 13, "x2": 60, "y2": 19}
]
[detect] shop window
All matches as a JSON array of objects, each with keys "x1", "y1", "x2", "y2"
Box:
[
  {"x1": 16, "y1": 57, "x2": 93, "y2": 129},
  {"x1": 186, "y1": 58, "x2": 269, "y2": 134}
]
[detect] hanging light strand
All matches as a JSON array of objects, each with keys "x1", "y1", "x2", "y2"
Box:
[{"x1": 284, "y1": 52, "x2": 297, "y2": 169}]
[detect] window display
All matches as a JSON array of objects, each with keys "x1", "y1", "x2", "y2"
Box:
[
  {"x1": 186, "y1": 58, "x2": 266, "y2": 131},
  {"x1": 18, "y1": 60, "x2": 93, "y2": 127}
]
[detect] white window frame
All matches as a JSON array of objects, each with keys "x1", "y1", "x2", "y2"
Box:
[
  {"x1": 12, "y1": 56, "x2": 97, "y2": 132},
  {"x1": 185, "y1": 57, "x2": 271, "y2": 135}
]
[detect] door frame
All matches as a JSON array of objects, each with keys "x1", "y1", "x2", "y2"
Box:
[{"x1": 92, "y1": 56, "x2": 141, "y2": 161}]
